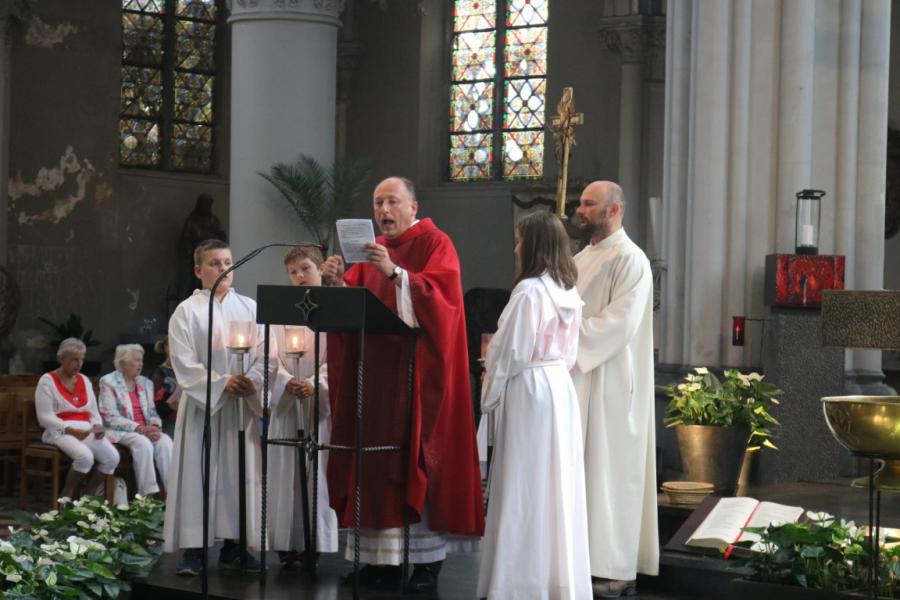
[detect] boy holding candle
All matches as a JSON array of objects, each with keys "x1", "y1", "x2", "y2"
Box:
[
  {"x1": 267, "y1": 246, "x2": 338, "y2": 568},
  {"x1": 164, "y1": 239, "x2": 273, "y2": 575}
]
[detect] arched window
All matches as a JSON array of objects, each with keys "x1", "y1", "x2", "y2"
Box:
[
  {"x1": 119, "y1": 0, "x2": 219, "y2": 173},
  {"x1": 449, "y1": 0, "x2": 548, "y2": 181}
]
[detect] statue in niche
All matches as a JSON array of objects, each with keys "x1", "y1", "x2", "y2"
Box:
[{"x1": 178, "y1": 193, "x2": 227, "y2": 298}]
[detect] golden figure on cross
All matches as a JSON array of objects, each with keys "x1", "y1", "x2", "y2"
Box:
[{"x1": 550, "y1": 87, "x2": 584, "y2": 218}]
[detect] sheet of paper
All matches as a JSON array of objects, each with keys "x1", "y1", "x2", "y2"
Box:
[{"x1": 336, "y1": 219, "x2": 376, "y2": 263}]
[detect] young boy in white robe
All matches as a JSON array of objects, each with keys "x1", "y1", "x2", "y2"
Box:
[
  {"x1": 164, "y1": 238, "x2": 273, "y2": 576},
  {"x1": 268, "y1": 246, "x2": 338, "y2": 569},
  {"x1": 477, "y1": 211, "x2": 592, "y2": 600}
]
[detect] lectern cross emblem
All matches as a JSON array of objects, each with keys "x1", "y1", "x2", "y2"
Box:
[{"x1": 294, "y1": 289, "x2": 320, "y2": 322}]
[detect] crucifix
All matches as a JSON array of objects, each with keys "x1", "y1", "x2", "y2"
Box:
[{"x1": 550, "y1": 87, "x2": 584, "y2": 218}]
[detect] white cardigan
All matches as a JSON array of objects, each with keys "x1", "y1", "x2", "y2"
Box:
[{"x1": 34, "y1": 372, "x2": 103, "y2": 444}]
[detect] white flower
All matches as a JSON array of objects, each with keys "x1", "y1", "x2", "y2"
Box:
[
  {"x1": 37, "y1": 557, "x2": 52, "y2": 567},
  {"x1": 694, "y1": 367, "x2": 709, "y2": 375},
  {"x1": 806, "y1": 510, "x2": 835, "y2": 526},
  {"x1": 677, "y1": 383, "x2": 688, "y2": 392},
  {"x1": 76, "y1": 521, "x2": 89, "y2": 529},
  {"x1": 737, "y1": 373, "x2": 751, "y2": 386},
  {"x1": 40, "y1": 543, "x2": 60, "y2": 554},
  {"x1": 747, "y1": 372, "x2": 764, "y2": 382},
  {"x1": 0, "y1": 540, "x2": 15, "y2": 554},
  {"x1": 688, "y1": 383, "x2": 702, "y2": 392},
  {"x1": 5, "y1": 573, "x2": 21, "y2": 583}
]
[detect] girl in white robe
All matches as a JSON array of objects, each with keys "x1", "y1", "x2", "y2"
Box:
[{"x1": 477, "y1": 211, "x2": 592, "y2": 600}]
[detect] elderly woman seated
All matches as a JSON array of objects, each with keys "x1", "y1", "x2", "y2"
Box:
[
  {"x1": 98, "y1": 343, "x2": 173, "y2": 497},
  {"x1": 35, "y1": 337, "x2": 120, "y2": 499}
]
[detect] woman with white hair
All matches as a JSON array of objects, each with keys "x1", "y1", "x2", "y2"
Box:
[
  {"x1": 35, "y1": 337, "x2": 120, "y2": 500},
  {"x1": 98, "y1": 343, "x2": 173, "y2": 497}
]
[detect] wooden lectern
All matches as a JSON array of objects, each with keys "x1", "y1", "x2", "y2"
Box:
[{"x1": 256, "y1": 285, "x2": 417, "y2": 598}]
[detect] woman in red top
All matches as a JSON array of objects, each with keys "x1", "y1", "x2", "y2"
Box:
[{"x1": 34, "y1": 338, "x2": 120, "y2": 500}]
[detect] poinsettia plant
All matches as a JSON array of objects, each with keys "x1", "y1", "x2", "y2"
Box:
[{"x1": 661, "y1": 367, "x2": 782, "y2": 451}]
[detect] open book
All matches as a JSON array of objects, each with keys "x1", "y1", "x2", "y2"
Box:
[{"x1": 686, "y1": 497, "x2": 804, "y2": 553}]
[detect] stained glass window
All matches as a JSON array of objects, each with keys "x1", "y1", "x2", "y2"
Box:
[
  {"x1": 449, "y1": 0, "x2": 548, "y2": 181},
  {"x1": 119, "y1": 0, "x2": 219, "y2": 172}
]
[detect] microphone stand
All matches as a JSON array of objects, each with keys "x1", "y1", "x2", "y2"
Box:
[{"x1": 200, "y1": 242, "x2": 325, "y2": 599}]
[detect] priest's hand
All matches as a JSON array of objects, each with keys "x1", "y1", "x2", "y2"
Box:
[
  {"x1": 364, "y1": 242, "x2": 395, "y2": 277},
  {"x1": 322, "y1": 255, "x2": 345, "y2": 285},
  {"x1": 226, "y1": 374, "x2": 256, "y2": 397}
]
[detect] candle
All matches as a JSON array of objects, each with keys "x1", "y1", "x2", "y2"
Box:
[
  {"x1": 284, "y1": 325, "x2": 306, "y2": 354},
  {"x1": 799, "y1": 224, "x2": 815, "y2": 247},
  {"x1": 732, "y1": 316, "x2": 745, "y2": 347},
  {"x1": 228, "y1": 320, "x2": 254, "y2": 350}
]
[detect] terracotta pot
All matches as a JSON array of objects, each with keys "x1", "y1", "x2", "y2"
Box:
[{"x1": 676, "y1": 424, "x2": 750, "y2": 494}]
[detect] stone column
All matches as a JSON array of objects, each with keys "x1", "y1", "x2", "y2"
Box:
[
  {"x1": 660, "y1": 0, "x2": 892, "y2": 386},
  {"x1": 336, "y1": 1, "x2": 360, "y2": 160},
  {"x1": 227, "y1": 0, "x2": 342, "y2": 291},
  {"x1": 598, "y1": 3, "x2": 666, "y2": 250}
]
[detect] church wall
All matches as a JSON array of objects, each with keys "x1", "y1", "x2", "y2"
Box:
[
  {"x1": 344, "y1": 0, "x2": 625, "y2": 293},
  {"x1": 4, "y1": 0, "x2": 229, "y2": 373}
]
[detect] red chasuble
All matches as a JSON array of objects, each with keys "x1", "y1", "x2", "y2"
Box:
[{"x1": 327, "y1": 218, "x2": 485, "y2": 536}]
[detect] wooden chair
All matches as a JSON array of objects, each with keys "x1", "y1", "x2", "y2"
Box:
[
  {"x1": 0, "y1": 392, "x2": 24, "y2": 495},
  {"x1": 19, "y1": 397, "x2": 139, "y2": 508},
  {"x1": 0, "y1": 374, "x2": 41, "y2": 388},
  {"x1": 19, "y1": 397, "x2": 72, "y2": 509}
]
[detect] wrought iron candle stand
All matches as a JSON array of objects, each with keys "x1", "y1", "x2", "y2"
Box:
[{"x1": 226, "y1": 319, "x2": 254, "y2": 573}]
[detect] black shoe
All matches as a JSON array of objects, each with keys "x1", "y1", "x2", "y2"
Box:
[
  {"x1": 407, "y1": 561, "x2": 441, "y2": 593},
  {"x1": 343, "y1": 564, "x2": 401, "y2": 588},
  {"x1": 278, "y1": 550, "x2": 300, "y2": 571}
]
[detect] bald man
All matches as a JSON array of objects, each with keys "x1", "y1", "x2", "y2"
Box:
[
  {"x1": 322, "y1": 177, "x2": 484, "y2": 592},
  {"x1": 570, "y1": 181, "x2": 659, "y2": 598}
]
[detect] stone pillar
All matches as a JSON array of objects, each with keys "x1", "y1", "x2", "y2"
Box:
[
  {"x1": 598, "y1": 3, "x2": 666, "y2": 250},
  {"x1": 336, "y1": 1, "x2": 360, "y2": 160},
  {"x1": 227, "y1": 0, "x2": 341, "y2": 291},
  {"x1": 660, "y1": 0, "x2": 892, "y2": 382}
]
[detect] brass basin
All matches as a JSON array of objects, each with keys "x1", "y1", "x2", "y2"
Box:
[{"x1": 822, "y1": 396, "x2": 900, "y2": 490}]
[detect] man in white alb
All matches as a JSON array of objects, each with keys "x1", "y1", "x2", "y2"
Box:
[{"x1": 570, "y1": 181, "x2": 659, "y2": 598}]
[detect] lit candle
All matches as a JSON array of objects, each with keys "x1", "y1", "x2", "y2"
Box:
[
  {"x1": 732, "y1": 316, "x2": 745, "y2": 347},
  {"x1": 228, "y1": 320, "x2": 254, "y2": 350},
  {"x1": 284, "y1": 325, "x2": 306, "y2": 354}
]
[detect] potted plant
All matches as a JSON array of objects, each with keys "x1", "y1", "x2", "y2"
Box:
[
  {"x1": 259, "y1": 154, "x2": 372, "y2": 254},
  {"x1": 731, "y1": 512, "x2": 880, "y2": 599},
  {"x1": 38, "y1": 313, "x2": 102, "y2": 376},
  {"x1": 661, "y1": 367, "x2": 782, "y2": 492}
]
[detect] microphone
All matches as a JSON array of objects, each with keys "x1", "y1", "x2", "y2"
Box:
[{"x1": 200, "y1": 241, "x2": 324, "y2": 598}]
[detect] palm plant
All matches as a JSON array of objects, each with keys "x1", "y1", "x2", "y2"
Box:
[{"x1": 259, "y1": 155, "x2": 372, "y2": 252}]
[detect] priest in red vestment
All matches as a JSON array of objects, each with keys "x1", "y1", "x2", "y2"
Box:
[{"x1": 323, "y1": 177, "x2": 484, "y2": 592}]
